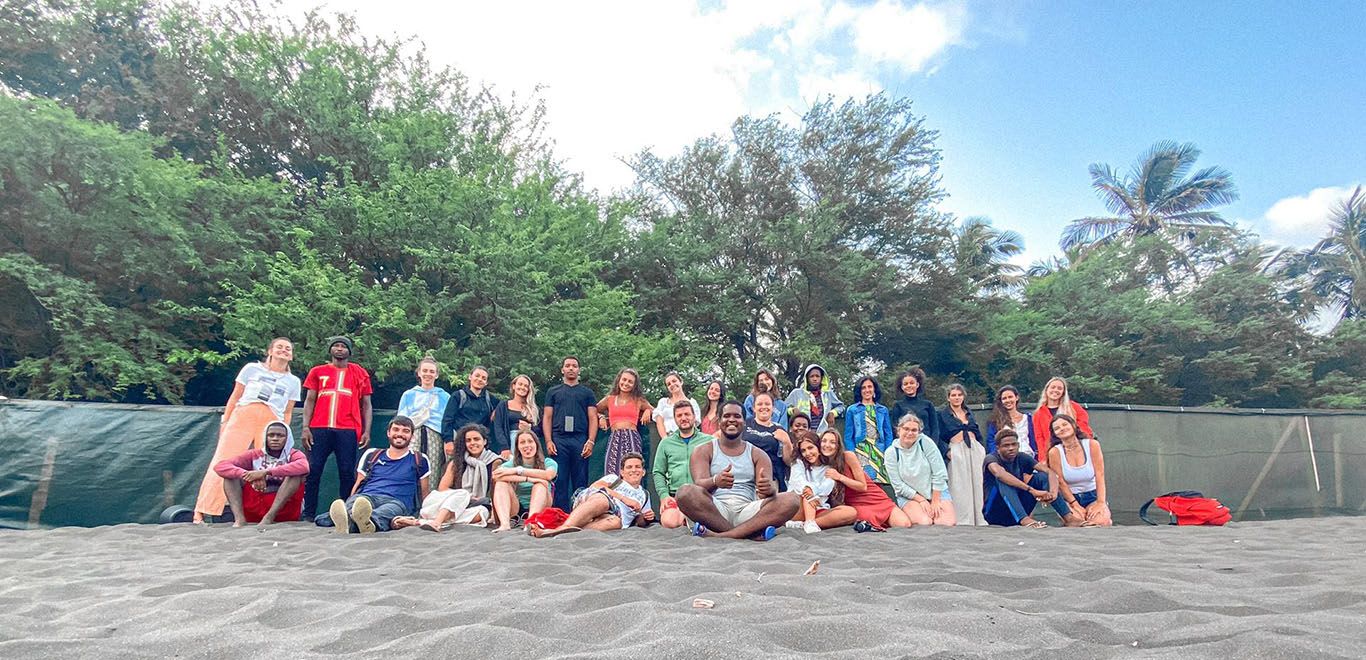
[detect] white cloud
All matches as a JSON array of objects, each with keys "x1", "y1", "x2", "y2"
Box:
[
  {"x1": 1261, "y1": 184, "x2": 1361, "y2": 246},
  {"x1": 264, "y1": 1, "x2": 968, "y2": 193}
]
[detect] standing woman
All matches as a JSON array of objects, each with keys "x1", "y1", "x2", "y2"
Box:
[
  {"x1": 396, "y1": 357, "x2": 451, "y2": 492},
  {"x1": 823, "y1": 429, "x2": 907, "y2": 529},
  {"x1": 885, "y1": 414, "x2": 954, "y2": 526},
  {"x1": 889, "y1": 368, "x2": 941, "y2": 448},
  {"x1": 490, "y1": 374, "x2": 540, "y2": 461},
  {"x1": 491, "y1": 430, "x2": 558, "y2": 531},
  {"x1": 1048, "y1": 414, "x2": 1112, "y2": 527},
  {"x1": 986, "y1": 385, "x2": 1035, "y2": 456},
  {"x1": 596, "y1": 368, "x2": 654, "y2": 482},
  {"x1": 937, "y1": 384, "x2": 987, "y2": 526},
  {"x1": 194, "y1": 337, "x2": 301, "y2": 523},
  {"x1": 743, "y1": 369, "x2": 789, "y2": 428},
  {"x1": 1031, "y1": 377, "x2": 1094, "y2": 466},
  {"x1": 698, "y1": 380, "x2": 725, "y2": 436},
  {"x1": 843, "y1": 376, "x2": 894, "y2": 485},
  {"x1": 653, "y1": 371, "x2": 701, "y2": 438},
  {"x1": 744, "y1": 392, "x2": 793, "y2": 492}
]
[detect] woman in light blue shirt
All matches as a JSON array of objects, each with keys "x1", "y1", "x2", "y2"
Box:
[
  {"x1": 397, "y1": 357, "x2": 451, "y2": 491},
  {"x1": 885, "y1": 414, "x2": 955, "y2": 526}
]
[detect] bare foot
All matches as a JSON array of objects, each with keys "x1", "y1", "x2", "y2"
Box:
[
  {"x1": 391, "y1": 516, "x2": 420, "y2": 529},
  {"x1": 231, "y1": 521, "x2": 244, "y2": 528}
]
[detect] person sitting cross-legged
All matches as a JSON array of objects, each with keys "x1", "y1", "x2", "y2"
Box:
[
  {"x1": 327, "y1": 416, "x2": 431, "y2": 534},
  {"x1": 675, "y1": 401, "x2": 800, "y2": 541},
  {"x1": 530, "y1": 452, "x2": 655, "y2": 537},
  {"x1": 983, "y1": 429, "x2": 1082, "y2": 528},
  {"x1": 214, "y1": 421, "x2": 309, "y2": 527}
]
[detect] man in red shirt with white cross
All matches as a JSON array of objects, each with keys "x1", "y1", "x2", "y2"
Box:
[{"x1": 300, "y1": 336, "x2": 374, "y2": 520}]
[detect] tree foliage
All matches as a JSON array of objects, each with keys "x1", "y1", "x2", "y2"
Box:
[{"x1": 0, "y1": 0, "x2": 1360, "y2": 410}]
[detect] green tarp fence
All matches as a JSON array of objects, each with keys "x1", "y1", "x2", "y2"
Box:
[{"x1": 1, "y1": 398, "x2": 1363, "y2": 528}]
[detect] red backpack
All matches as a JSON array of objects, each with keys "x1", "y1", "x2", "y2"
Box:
[{"x1": 1139, "y1": 491, "x2": 1232, "y2": 526}]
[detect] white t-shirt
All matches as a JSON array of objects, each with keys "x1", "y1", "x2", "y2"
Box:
[
  {"x1": 600, "y1": 474, "x2": 653, "y2": 528},
  {"x1": 653, "y1": 397, "x2": 702, "y2": 435},
  {"x1": 1014, "y1": 413, "x2": 1034, "y2": 456},
  {"x1": 235, "y1": 362, "x2": 302, "y2": 420}
]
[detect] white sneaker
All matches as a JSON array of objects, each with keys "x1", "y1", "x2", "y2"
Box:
[
  {"x1": 785, "y1": 520, "x2": 804, "y2": 530},
  {"x1": 804, "y1": 521, "x2": 822, "y2": 534}
]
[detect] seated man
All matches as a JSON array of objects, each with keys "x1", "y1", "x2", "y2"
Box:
[
  {"x1": 652, "y1": 401, "x2": 715, "y2": 528},
  {"x1": 327, "y1": 416, "x2": 431, "y2": 534},
  {"x1": 982, "y1": 430, "x2": 1081, "y2": 528},
  {"x1": 214, "y1": 421, "x2": 309, "y2": 527},
  {"x1": 675, "y1": 401, "x2": 799, "y2": 541},
  {"x1": 530, "y1": 452, "x2": 655, "y2": 537}
]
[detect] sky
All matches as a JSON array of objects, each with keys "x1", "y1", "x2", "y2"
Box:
[{"x1": 280, "y1": 0, "x2": 1366, "y2": 267}]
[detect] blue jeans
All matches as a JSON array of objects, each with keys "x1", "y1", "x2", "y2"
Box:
[
  {"x1": 983, "y1": 473, "x2": 1070, "y2": 526},
  {"x1": 346, "y1": 493, "x2": 410, "y2": 532},
  {"x1": 552, "y1": 435, "x2": 590, "y2": 511},
  {"x1": 303, "y1": 427, "x2": 359, "y2": 519}
]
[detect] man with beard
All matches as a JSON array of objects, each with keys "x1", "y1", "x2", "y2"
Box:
[
  {"x1": 300, "y1": 336, "x2": 374, "y2": 519},
  {"x1": 327, "y1": 417, "x2": 431, "y2": 534},
  {"x1": 676, "y1": 402, "x2": 799, "y2": 540},
  {"x1": 543, "y1": 356, "x2": 599, "y2": 511}
]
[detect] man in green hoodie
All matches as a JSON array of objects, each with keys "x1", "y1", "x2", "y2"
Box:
[{"x1": 653, "y1": 400, "x2": 715, "y2": 528}]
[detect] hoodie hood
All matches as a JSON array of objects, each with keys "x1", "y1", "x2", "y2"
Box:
[
  {"x1": 254, "y1": 421, "x2": 296, "y2": 471},
  {"x1": 802, "y1": 364, "x2": 830, "y2": 392}
]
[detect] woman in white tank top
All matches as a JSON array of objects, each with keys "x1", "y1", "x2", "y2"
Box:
[{"x1": 1048, "y1": 414, "x2": 1111, "y2": 527}]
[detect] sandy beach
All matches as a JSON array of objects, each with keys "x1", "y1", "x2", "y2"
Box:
[{"x1": 0, "y1": 518, "x2": 1361, "y2": 659}]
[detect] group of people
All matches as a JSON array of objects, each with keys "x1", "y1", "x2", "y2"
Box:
[{"x1": 192, "y1": 337, "x2": 1112, "y2": 540}]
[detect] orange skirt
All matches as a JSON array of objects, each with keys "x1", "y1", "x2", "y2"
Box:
[{"x1": 194, "y1": 403, "x2": 280, "y2": 518}]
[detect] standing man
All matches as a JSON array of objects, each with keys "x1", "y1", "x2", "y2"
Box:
[
  {"x1": 543, "y1": 356, "x2": 598, "y2": 511},
  {"x1": 440, "y1": 365, "x2": 498, "y2": 457},
  {"x1": 300, "y1": 336, "x2": 373, "y2": 520},
  {"x1": 982, "y1": 430, "x2": 1080, "y2": 528},
  {"x1": 785, "y1": 364, "x2": 844, "y2": 433},
  {"x1": 652, "y1": 401, "x2": 715, "y2": 528},
  {"x1": 675, "y1": 401, "x2": 799, "y2": 540}
]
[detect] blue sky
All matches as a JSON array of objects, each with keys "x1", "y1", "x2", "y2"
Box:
[{"x1": 291, "y1": 0, "x2": 1365, "y2": 265}]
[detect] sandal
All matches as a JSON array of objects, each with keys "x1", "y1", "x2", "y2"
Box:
[
  {"x1": 1080, "y1": 520, "x2": 1101, "y2": 528},
  {"x1": 1024, "y1": 520, "x2": 1049, "y2": 529}
]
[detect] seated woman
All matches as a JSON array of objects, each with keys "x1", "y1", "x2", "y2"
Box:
[
  {"x1": 1032, "y1": 376, "x2": 1094, "y2": 466},
  {"x1": 1048, "y1": 414, "x2": 1112, "y2": 527},
  {"x1": 822, "y1": 429, "x2": 908, "y2": 529},
  {"x1": 530, "y1": 453, "x2": 654, "y2": 537},
  {"x1": 884, "y1": 414, "x2": 954, "y2": 526},
  {"x1": 396, "y1": 423, "x2": 503, "y2": 532},
  {"x1": 491, "y1": 430, "x2": 558, "y2": 531},
  {"x1": 785, "y1": 431, "x2": 839, "y2": 534}
]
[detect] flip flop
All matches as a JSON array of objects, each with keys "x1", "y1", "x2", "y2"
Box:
[
  {"x1": 1080, "y1": 520, "x2": 1101, "y2": 528},
  {"x1": 1024, "y1": 520, "x2": 1049, "y2": 529},
  {"x1": 758, "y1": 525, "x2": 777, "y2": 542},
  {"x1": 691, "y1": 522, "x2": 708, "y2": 537},
  {"x1": 419, "y1": 522, "x2": 440, "y2": 532}
]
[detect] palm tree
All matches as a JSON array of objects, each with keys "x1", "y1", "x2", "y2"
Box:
[
  {"x1": 1062, "y1": 141, "x2": 1239, "y2": 252},
  {"x1": 952, "y1": 216, "x2": 1025, "y2": 292},
  {"x1": 1294, "y1": 186, "x2": 1366, "y2": 324}
]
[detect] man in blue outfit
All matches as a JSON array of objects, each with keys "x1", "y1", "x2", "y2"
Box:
[
  {"x1": 982, "y1": 430, "x2": 1081, "y2": 528},
  {"x1": 327, "y1": 416, "x2": 431, "y2": 534},
  {"x1": 542, "y1": 356, "x2": 599, "y2": 511}
]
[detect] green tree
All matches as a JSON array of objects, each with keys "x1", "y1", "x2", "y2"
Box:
[
  {"x1": 1290, "y1": 186, "x2": 1366, "y2": 324},
  {"x1": 1061, "y1": 141, "x2": 1238, "y2": 286}
]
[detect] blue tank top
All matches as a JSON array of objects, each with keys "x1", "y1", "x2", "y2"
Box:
[{"x1": 709, "y1": 439, "x2": 756, "y2": 501}]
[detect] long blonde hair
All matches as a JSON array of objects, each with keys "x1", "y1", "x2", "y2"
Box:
[
  {"x1": 1036, "y1": 376, "x2": 1074, "y2": 414},
  {"x1": 509, "y1": 374, "x2": 539, "y2": 426}
]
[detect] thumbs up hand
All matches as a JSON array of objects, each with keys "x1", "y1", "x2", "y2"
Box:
[{"x1": 715, "y1": 464, "x2": 735, "y2": 489}]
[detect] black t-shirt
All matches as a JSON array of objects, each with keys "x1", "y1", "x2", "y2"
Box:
[
  {"x1": 743, "y1": 420, "x2": 788, "y2": 492},
  {"x1": 545, "y1": 383, "x2": 596, "y2": 439},
  {"x1": 984, "y1": 452, "x2": 1038, "y2": 491}
]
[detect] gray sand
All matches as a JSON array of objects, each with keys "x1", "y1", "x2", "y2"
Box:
[{"x1": 0, "y1": 518, "x2": 1362, "y2": 659}]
